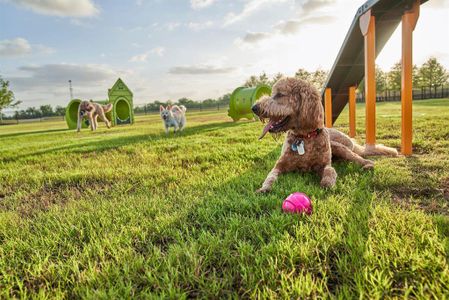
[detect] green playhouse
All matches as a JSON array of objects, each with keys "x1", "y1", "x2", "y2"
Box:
[
  {"x1": 228, "y1": 85, "x2": 271, "y2": 122},
  {"x1": 65, "y1": 78, "x2": 134, "y2": 129}
]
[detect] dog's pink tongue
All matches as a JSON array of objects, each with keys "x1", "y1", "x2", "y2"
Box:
[{"x1": 259, "y1": 120, "x2": 274, "y2": 140}]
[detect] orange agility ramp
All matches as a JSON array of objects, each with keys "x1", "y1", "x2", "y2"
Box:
[{"x1": 322, "y1": 0, "x2": 427, "y2": 155}]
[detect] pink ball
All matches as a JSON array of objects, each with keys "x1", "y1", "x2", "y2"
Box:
[{"x1": 282, "y1": 192, "x2": 312, "y2": 215}]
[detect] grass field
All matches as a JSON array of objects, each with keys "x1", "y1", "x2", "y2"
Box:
[{"x1": 1, "y1": 99, "x2": 449, "y2": 298}]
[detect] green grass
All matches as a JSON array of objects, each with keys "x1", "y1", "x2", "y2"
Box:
[{"x1": 1, "y1": 99, "x2": 448, "y2": 298}]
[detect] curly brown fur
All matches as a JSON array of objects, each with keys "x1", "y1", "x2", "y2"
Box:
[
  {"x1": 252, "y1": 77, "x2": 397, "y2": 193},
  {"x1": 77, "y1": 100, "x2": 113, "y2": 132}
]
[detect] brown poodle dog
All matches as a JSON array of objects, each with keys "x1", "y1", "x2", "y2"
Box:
[
  {"x1": 77, "y1": 100, "x2": 113, "y2": 132},
  {"x1": 252, "y1": 77, "x2": 398, "y2": 193}
]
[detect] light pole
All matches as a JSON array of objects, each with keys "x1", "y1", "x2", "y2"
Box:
[{"x1": 68, "y1": 80, "x2": 73, "y2": 100}]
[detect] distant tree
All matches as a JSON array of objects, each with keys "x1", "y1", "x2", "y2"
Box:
[
  {"x1": 243, "y1": 72, "x2": 270, "y2": 87},
  {"x1": 384, "y1": 61, "x2": 420, "y2": 91},
  {"x1": 0, "y1": 76, "x2": 21, "y2": 122},
  {"x1": 177, "y1": 97, "x2": 195, "y2": 106},
  {"x1": 55, "y1": 105, "x2": 66, "y2": 116},
  {"x1": 311, "y1": 69, "x2": 328, "y2": 91},
  {"x1": 412, "y1": 65, "x2": 420, "y2": 87},
  {"x1": 270, "y1": 72, "x2": 284, "y2": 86},
  {"x1": 294, "y1": 68, "x2": 312, "y2": 82},
  {"x1": 13, "y1": 106, "x2": 42, "y2": 119},
  {"x1": 40, "y1": 104, "x2": 54, "y2": 117},
  {"x1": 376, "y1": 67, "x2": 387, "y2": 92},
  {"x1": 295, "y1": 68, "x2": 328, "y2": 90},
  {"x1": 417, "y1": 57, "x2": 449, "y2": 89},
  {"x1": 217, "y1": 93, "x2": 230, "y2": 105},
  {"x1": 386, "y1": 62, "x2": 402, "y2": 90}
]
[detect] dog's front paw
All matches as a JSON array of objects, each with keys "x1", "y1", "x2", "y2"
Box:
[
  {"x1": 362, "y1": 160, "x2": 374, "y2": 170},
  {"x1": 320, "y1": 179, "x2": 335, "y2": 188},
  {"x1": 320, "y1": 175, "x2": 336, "y2": 188},
  {"x1": 320, "y1": 167, "x2": 337, "y2": 188},
  {"x1": 256, "y1": 187, "x2": 271, "y2": 194}
]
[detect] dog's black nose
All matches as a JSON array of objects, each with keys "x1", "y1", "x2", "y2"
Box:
[{"x1": 251, "y1": 104, "x2": 260, "y2": 115}]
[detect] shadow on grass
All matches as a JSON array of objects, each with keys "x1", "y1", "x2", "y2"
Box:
[
  {"x1": 1, "y1": 121, "x2": 243, "y2": 163},
  {"x1": 378, "y1": 156, "x2": 448, "y2": 215},
  {"x1": 0, "y1": 128, "x2": 70, "y2": 139}
]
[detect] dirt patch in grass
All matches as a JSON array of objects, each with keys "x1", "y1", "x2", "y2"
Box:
[
  {"x1": 1, "y1": 180, "x2": 113, "y2": 218},
  {"x1": 390, "y1": 185, "x2": 444, "y2": 199},
  {"x1": 380, "y1": 134, "x2": 400, "y2": 139},
  {"x1": 412, "y1": 144, "x2": 433, "y2": 155},
  {"x1": 441, "y1": 177, "x2": 449, "y2": 200},
  {"x1": 389, "y1": 176, "x2": 449, "y2": 215},
  {"x1": 391, "y1": 182, "x2": 449, "y2": 216}
]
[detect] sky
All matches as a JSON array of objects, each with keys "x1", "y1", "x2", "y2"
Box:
[{"x1": 0, "y1": 0, "x2": 448, "y2": 112}]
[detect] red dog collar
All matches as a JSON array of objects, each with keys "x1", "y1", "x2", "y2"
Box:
[{"x1": 297, "y1": 128, "x2": 323, "y2": 140}]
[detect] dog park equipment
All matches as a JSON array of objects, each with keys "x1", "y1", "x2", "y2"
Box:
[
  {"x1": 282, "y1": 192, "x2": 312, "y2": 215},
  {"x1": 322, "y1": 0, "x2": 427, "y2": 155},
  {"x1": 228, "y1": 85, "x2": 271, "y2": 122},
  {"x1": 65, "y1": 78, "x2": 134, "y2": 129}
]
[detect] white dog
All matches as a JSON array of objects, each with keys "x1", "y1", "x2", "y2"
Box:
[{"x1": 159, "y1": 105, "x2": 187, "y2": 134}]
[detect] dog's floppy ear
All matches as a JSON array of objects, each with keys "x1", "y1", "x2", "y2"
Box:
[
  {"x1": 160, "y1": 105, "x2": 165, "y2": 112},
  {"x1": 296, "y1": 84, "x2": 324, "y2": 130}
]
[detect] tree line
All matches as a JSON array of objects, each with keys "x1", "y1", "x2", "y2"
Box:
[
  {"x1": 243, "y1": 57, "x2": 449, "y2": 93},
  {"x1": 134, "y1": 93, "x2": 231, "y2": 114},
  {"x1": 9, "y1": 105, "x2": 67, "y2": 120}
]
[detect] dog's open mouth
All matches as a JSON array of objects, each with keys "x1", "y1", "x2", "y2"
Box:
[{"x1": 259, "y1": 116, "x2": 290, "y2": 140}]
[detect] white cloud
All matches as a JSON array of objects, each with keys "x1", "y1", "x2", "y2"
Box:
[
  {"x1": 150, "y1": 47, "x2": 165, "y2": 57},
  {"x1": 169, "y1": 65, "x2": 236, "y2": 75},
  {"x1": 187, "y1": 21, "x2": 214, "y2": 31},
  {"x1": 34, "y1": 44, "x2": 55, "y2": 55},
  {"x1": 10, "y1": 63, "x2": 117, "y2": 90},
  {"x1": 166, "y1": 22, "x2": 181, "y2": 31},
  {"x1": 6, "y1": 63, "x2": 131, "y2": 109},
  {"x1": 274, "y1": 15, "x2": 337, "y2": 35},
  {"x1": 129, "y1": 47, "x2": 165, "y2": 62},
  {"x1": 235, "y1": 0, "x2": 337, "y2": 45},
  {"x1": 7, "y1": 0, "x2": 99, "y2": 17},
  {"x1": 0, "y1": 37, "x2": 54, "y2": 57},
  {"x1": 129, "y1": 52, "x2": 150, "y2": 62},
  {"x1": 223, "y1": 0, "x2": 288, "y2": 26},
  {"x1": 0, "y1": 37, "x2": 31, "y2": 57},
  {"x1": 69, "y1": 18, "x2": 93, "y2": 28},
  {"x1": 190, "y1": 0, "x2": 215, "y2": 10},
  {"x1": 238, "y1": 32, "x2": 272, "y2": 44}
]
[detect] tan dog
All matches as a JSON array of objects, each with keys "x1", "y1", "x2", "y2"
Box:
[
  {"x1": 77, "y1": 100, "x2": 113, "y2": 132},
  {"x1": 252, "y1": 77, "x2": 398, "y2": 193}
]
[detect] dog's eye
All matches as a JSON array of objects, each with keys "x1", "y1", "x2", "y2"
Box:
[{"x1": 274, "y1": 93, "x2": 284, "y2": 99}]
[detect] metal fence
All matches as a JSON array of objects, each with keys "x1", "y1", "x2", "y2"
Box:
[
  {"x1": 356, "y1": 86, "x2": 449, "y2": 102},
  {"x1": 0, "y1": 116, "x2": 65, "y2": 125},
  {"x1": 134, "y1": 102, "x2": 226, "y2": 115}
]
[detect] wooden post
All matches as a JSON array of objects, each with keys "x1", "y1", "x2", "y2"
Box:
[
  {"x1": 325, "y1": 88, "x2": 332, "y2": 128},
  {"x1": 360, "y1": 10, "x2": 376, "y2": 145},
  {"x1": 349, "y1": 86, "x2": 356, "y2": 137},
  {"x1": 401, "y1": 0, "x2": 419, "y2": 155}
]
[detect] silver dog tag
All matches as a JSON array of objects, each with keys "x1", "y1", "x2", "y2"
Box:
[{"x1": 297, "y1": 140, "x2": 305, "y2": 155}]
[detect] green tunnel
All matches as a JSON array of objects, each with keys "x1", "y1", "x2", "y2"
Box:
[
  {"x1": 228, "y1": 85, "x2": 272, "y2": 122},
  {"x1": 114, "y1": 98, "x2": 132, "y2": 125}
]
